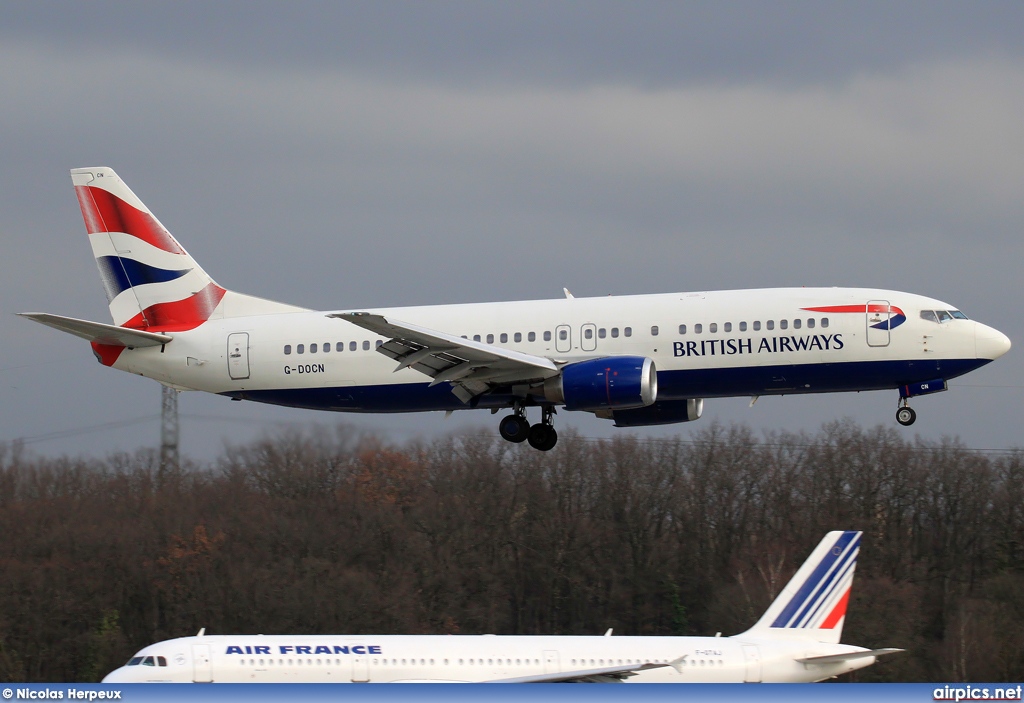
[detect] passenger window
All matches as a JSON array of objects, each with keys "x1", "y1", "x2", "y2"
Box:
[
  {"x1": 284, "y1": 345, "x2": 292, "y2": 355},
  {"x1": 678, "y1": 324, "x2": 686, "y2": 335},
  {"x1": 624, "y1": 327, "x2": 632, "y2": 337},
  {"x1": 487, "y1": 334, "x2": 494, "y2": 344},
  {"x1": 694, "y1": 323, "x2": 703, "y2": 334},
  {"x1": 323, "y1": 342, "x2": 330, "y2": 353},
  {"x1": 558, "y1": 329, "x2": 568, "y2": 341},
  {"x1": 920, "y1": 310, "x2": 938, "y2": 323},
  {"x1": 376, "y1": 340, "x2": 383, "y2": 347},
  {"x1": 650, "y1": 325, "x2": 659, "y2": 336},
  {"x1": 753, "y1": 321, "x2": 761, "y2": 331},
  {"x1": 793, "y1": 319, "x2": 801, "y2": 329},
  {"x1": 766, "y1": 320, "x2": 775, "y2": 330},
  {"x1": 310, "y1": 343, "x2": 317, "y2": 353},
  {"x1": 337, "y1": 342, "x2": 344, "y2": 351},
  {"x1": 807, "y1": 319, "x2": 815, "y2": 329},
  {"x1": 584, "y1": 328, "x2": 594, "y2": 339},
  {"x1": 297, "y1": 344, "x2": 304, "y2": 354},
  {"x1": 500, "y1": 333, "x2": 508, "y2": 343},
  {"x1": 544, "y1": 331, "x2": 552, "y2": 341},
  {"x1": 349, "y1": 341, "x2": 357, "y2": 351},
  {"x1": 739, "y1": 321, "x2": 747, "y2": 331},
  {"x1": 528, "y1": 332, "x2": 536, "y2": 342},
  {"x1": 473, "y1": 334, "x2": 481, "y2": 342},
  {"x1": 821, "y1": 318, "x2": 829, "y2": 328},
  {"x1": 724, "y1": 322, "x2": 732, "y2": 332},
  {"x1": 514, "y1": 332, "x2": 522, "y2": 342},
  {"x1": 598, "y1": 328, "x2": 606, "y2": 338},
  {"x1": 709, "y1": 323, "x2": 717, "y2": 333},
  {"x1": 362, "y1": 340, "x2": 370, "y2": 350},
  {"x1": 779, "y1": 320, "x2": 787, "y2": 330},
  {"x1": 611, "y1": 328, "x2": 619, "y2": 338}
]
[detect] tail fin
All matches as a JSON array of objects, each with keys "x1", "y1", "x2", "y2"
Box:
[
  {"x1": 740, "y1": 531, "x2": 861, "y2": 644},
  {"x1": 72, "y1": 167, "x2": 226, "y2": 331}
]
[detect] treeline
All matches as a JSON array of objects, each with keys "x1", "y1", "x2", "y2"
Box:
[{"x1": 1, "y1": 420, "x2": 1023, "y2": 683}]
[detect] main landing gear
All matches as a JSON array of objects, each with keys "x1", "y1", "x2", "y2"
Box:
[
  {"x1": 498, "y1": 404, "x2": 558, "y2": 451},
  {"x1": 896, "y1": 399, "x2": 917, "y2": 426}
]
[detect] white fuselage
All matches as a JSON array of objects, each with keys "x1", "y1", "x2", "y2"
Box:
[
  {"x1": 107, "y1": 287, "x2": 1008, "y2": 415},
  {"x1": 101, "y1": 633, "x2": 876, "y2": 683}
]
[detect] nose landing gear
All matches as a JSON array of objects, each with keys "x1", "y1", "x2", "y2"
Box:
[
  {"x1": 896, "y1": 400, "x2": 917, "y2": 426},
  {"x1": 498, "y1": 404, "x2": 558, "y2": 451}
]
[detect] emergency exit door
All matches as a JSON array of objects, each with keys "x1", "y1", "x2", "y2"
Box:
[{"x1": 227, "y1": 333, "x2": 250, "y2": 379}]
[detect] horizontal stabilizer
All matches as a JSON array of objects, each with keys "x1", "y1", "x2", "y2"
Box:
[
  {"x1": 18, "y1": 313, "x2": 172, "y2": 347},
  {"x1": 797, "y1": 648, "x2": 904, "y2": 665}
]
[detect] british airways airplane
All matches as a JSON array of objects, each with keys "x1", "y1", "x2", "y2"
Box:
[
  {"x1": 102, "y1": 531, "x2": 901, "y2": 683},
  {"x1": 20, "y1": 168, "x2": 1010, "y2": 450}
]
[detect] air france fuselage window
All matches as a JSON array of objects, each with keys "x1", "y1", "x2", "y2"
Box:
[
  {"x1": 473, "y1": 335, "x2": 481, "y2": 342},
  {"x1": 362, "y1": 340, "x2": 370, "y2": 350},
  {"x1": 487, "y1": 334, "x2": 494, "y2": 343},
  {"x1": 624, "y1": 327, "x2": 632, "y2": 337},
  {"x1": 500, "y1": 333, "x2": 508, "y2": 343},
  {"x1": 128, "y1": 657, "x2": 143, "y2": 666},
  {"x1": 350, "y1": 341, "x2": 357, "y2": 351},
  {"x1": 514, "y1": 332, "x2": 521, "y2": 342},
  {"x1": 528, "y1": 332, "x2": 536, "y2": 342},
  {"x1": 158, "y1": 656, "x2": 167, "y2": 666},
  {"x1": 336, "y1": 342, "x2": 344, "y2": 351},
  {"x1": 376, "y1": 340, "x2": 383, "y2": 347},
  {"x1": 142, "y1": 656, "x2": 155, "y2": 666},
  {"x1": 284, "y1": 345, "x2": 292, "y2": 355}
]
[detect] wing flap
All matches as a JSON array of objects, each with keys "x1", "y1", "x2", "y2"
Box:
[
  {"x1": 18, "y1": 312, "x2": 173, "y2": 347},
  {"x1": 329, "y1": 312, "x2": 560, "y2": 402}
]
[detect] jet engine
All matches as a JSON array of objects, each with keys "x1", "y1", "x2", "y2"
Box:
[
  {"x1": 609, "y1": 398, "x2": 704, "y2": 427},
  {"x1": 544, "y1": 356, "x2": 657, "y2": 411}
]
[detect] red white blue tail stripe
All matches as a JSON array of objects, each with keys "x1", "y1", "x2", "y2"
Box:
[
  {"x1": 743, "y1": 531, "x2": 861, "y2": 644},
  {"x1": 71, "y1": 168, "x2": 225, "y2": 332}
]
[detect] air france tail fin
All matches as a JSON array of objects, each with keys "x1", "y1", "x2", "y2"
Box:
[
  {"x1": 70, "y1": 167, "x2": 305, "y2": 332},
  {"x1": 740, "y1": 531, "x2": 861, "y2": 644}
]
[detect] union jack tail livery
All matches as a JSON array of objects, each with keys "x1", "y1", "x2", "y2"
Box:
[
  {"x1": 741, "y1": 530, "x2": 861, "y2": 644},
  {"x1": 71, "y1": 167, "x2": 226, "y2": 331}
]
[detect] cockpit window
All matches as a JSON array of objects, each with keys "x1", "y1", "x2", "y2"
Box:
[
  {"x1": 950, "y1": 310, "x2": 968, "y2": 320},
  {"x1": 127, "y1": 657, "x2": 143, "y2": 666},
  {"x1": 936, "y1": 310, "x2": 953, "y2": 323},
  {"x1": 921, "y1": 309, "x2": 969, "y2": 323},
  {"x1": 920, "y1": 310, "x2": 937, "y2": 323},
  {"x1": 142, "y1": 656, "x2": 156, "y2": 666},
  {"x1": 158, "y1": 656, "x2": 167, "y2": 667}
]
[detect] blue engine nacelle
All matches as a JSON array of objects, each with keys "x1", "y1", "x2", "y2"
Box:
[
  {"x1": 544, "y1": 356, "x2": 657, "y2": 411},
  {"x1": 610, "y1": 398, "x2": 704, "y2": 427}
]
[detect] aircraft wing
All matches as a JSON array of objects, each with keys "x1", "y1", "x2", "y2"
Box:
[
  {"x1": 485, "y1": 657, "x2": 686, "y2": 683},
  {"x1": 329, "y1": 312, "x2": 559, "y2": 403},
  {"x1": 797, "y1": 648, "x2": 904, "y2": 665},
  {"x1": 18, "y1": 313, "x2": 172, "y2": 347}
]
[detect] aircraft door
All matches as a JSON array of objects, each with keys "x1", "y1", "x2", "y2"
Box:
[
  {"x1": 351, "y1": 643, "x2": 369, "y2": 682},
  {"x1": 227, "y1": 333, "x2": 250, "y2": 379},
  {"x1": 191, "y1": 644, "x2": 212, "y2": 682},
  {"x1": 543, "y1": 650, "x2": 560, "y2": 674},
  {"x1": 866, "y1": 300, "x2": 892, "y2": 347},
  {"x1": 555, "y1": 325, "x2": 572, "y2": 353},
  {"x1": 581, "y1": 323, "x2": 597, "y2": 352},
  {"x1": 741, "y1": 645, "x2": 761, "y2": 683}
]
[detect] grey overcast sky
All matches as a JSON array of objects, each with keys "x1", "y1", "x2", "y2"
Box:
[{"x1": 2, "y1": 2, "x2": 1023, "y2": 460}]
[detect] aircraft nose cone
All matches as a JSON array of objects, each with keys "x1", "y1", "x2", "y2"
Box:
[
  {"x1": 976, "y1": 323, "x2": 1011, "y2": 360},
  {"x1": 101, "y1": 668, "x2": 130, "y2": 683}
]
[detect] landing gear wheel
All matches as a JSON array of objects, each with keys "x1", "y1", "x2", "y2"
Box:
[
  {"x1": 527, "y1": 423, "x2": 558, "y2": 451},
  {"x1": 896, "y1": 406, "x2": 917, "y2": 426},
  {"x1": 498, "y1": 414, "x2": 530, "y2": 443}
]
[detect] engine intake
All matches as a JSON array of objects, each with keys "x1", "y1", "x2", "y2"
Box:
[{"x1": 545, "y1": 356, "x2": 657, "y2": 411}]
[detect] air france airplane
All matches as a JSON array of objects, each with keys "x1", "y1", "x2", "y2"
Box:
[
  {"x1": 102, "y1": 531, "x2": 900, "y2": 683},
  {"x1": 21, "y1": 168, "x2": 1011, "y2": 450}
]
